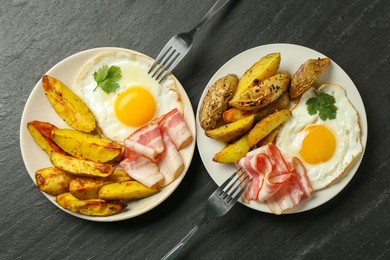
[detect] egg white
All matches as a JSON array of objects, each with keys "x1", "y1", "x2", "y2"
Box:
[
  {"x1": 72, "y1": 50, "x2": 183, "y2": 143},
  {"x1": 276, "y1": 84, "x2": 363, "y2": 190}
]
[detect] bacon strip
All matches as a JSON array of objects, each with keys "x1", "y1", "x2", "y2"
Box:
[
  {"x1": 119, "y1": 150, "x2": 163, "y2": 188},
  {"x1": 158, "y1": 108, "x2": 192, "y2": 150},
  {"x1": 158, "y1": 131, "x2": 184, "y2": 187}
]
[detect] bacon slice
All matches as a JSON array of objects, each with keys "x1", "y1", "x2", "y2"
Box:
[
  {"x1": 158, "y1": 108, "x2": 192, "y2": 150},
  {"x1": 123, "y1": 122, "x2": 164, "y2": 162},
  {"x1": 119, "y1": 150, "x2": 163, "y2": 188},
  {"x1": 158, "y1": 131, "x2": 184, "y2": 187}
]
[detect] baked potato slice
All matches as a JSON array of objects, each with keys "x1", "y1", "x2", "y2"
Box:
[
  {"x1": 42, "y1": 75, "x2": 96, "y2": 133},
  {"x1": 56, "y1": 192, "x2": 126, "y2": 216},
  {"x1": 205, "y1": 114, "x2": 255, "y2": 142},
  {"x1": 99, "y1": 181, "x2": 160, "y2": 201},
  {"x1": 199, "y1": 74, "x2": 238, "y2": 130},
  {"x1": 105, "y1": 169, "x2": 133, "y2": 182},
  {"x1": 254, "y1": 92, "x2": 290, "y2": 122},
  {"x1": 213, "y1": 135, "x2": 251, "y2": 163},
  {"x1": 232, "y1": 53, "x2": 281, "y2": 99},
  {"x1": 247, "y1": 109, "x2": 292, "y2": 147},
  {"x1": 27, "y1": 121, "x2": 65, "y2": 156},
  {"x1": 256, "y1": 126, "x2": 281, "y2": 147},
  {"x1": 290, "y1": 58, "x2": 331, "y2": 99},
  {"x1": 35, "y1": 167, "x2": 72, "y2": 195},
  {"x1": 222, "y1": 108, "x2": 254, "y2": 123},
  {"x1": 50, "y1": 152, "x2": 114, "y2": 178},
  {"x1": 52, "y1": 129, "x2": 122, "y2": 163},
  {"x1": 229, "y1": 73, "x2": 290, "y2": 111}
]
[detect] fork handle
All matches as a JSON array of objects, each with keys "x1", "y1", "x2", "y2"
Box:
[
  {"x1": 161, "y1": 218, "x2": 207, "y2": 260},
  {"x1": 189, "y1": 0, "x2": 231, "y2": 35}
]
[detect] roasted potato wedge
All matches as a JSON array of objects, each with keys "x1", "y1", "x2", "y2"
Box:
[
  {"x1": 229, "y1": 73, "x2": 290, "y2": 111},
  {"x1": 205, "y1": 114, "x2": 255, "y2": 142},
  {"x1": 27, "y1": 121, "x2": 65, "y2": 156},
  {"x1": 222, "y1": 108, "x2": 254, "y2": 123},
  {"x1": 69, "y1": 169, "x2": 132, "y2": 200},
  {"x1": 290, "y1": 58, "x2": 331, "y2": 99},
  {"x1": 35, "y1": 167, "x2": 72, "y2": 195},
  {"x1": 56, "y1": 192, "x2": 126, "y2": 216},
  {"x1": 254, "y1": 92, "x2": 290, "y2": 122},
  {"x1": 256, "y1": 126, "x2": 281, "y2": 147},
  {"x1": 232, "y1": 53, "x2": 281, "y2": 99},
  {"x1": 52, "y1": 129, "x2": 122, "y2": 163},
  {"x1": 50, "y1": 152, "x2": 114, "y2": 178},
  {"x1": 199, "y1": 74, "x2": 238, "y2": 130},
  {"x1": 247, "y1": 109, "x2": 292, "y2": 147},
  {"x1": 213, "y1": 135, "x2": 251, "y2": 163},
  {"x1": 99, "y1": 181, "x2": 160, "y2": 201},
  {"x1": 42, "y1": 75, "x2": 96, "y2": 133}
]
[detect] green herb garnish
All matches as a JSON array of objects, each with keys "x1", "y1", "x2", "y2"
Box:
[
  {"x1": 306, "y1": 92, "x2": 337, "y2": 120},
  {"x1": 93, "y1": 65, "x2": 122, "y2": 94}
]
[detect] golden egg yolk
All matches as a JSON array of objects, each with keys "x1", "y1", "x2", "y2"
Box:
[
  {"x1": 299, "y1": 124, "x2": 336, "y2": 164},
  {"x1": 114, "y1": 87, "x2": 156, "y2": 127}
]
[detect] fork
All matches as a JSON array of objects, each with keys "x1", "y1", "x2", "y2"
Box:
[
  {"x1": 161, "y1": 169, "x2": 252, "y2": 260},
  {"x1": 148, "y1": 0, "x2": 232, "y2": 83}
]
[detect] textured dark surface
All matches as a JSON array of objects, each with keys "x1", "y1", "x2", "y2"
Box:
[{"x1": 1, "y1": 0, "x2": 390, "y2": 259}]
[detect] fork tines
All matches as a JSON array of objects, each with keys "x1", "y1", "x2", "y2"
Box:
[
  {"x1": 219, "y1": 169, "x2": 251, "y2": 204},
  {"x1": 148, "y1": 46, "x2": 180, "y2": 83}
]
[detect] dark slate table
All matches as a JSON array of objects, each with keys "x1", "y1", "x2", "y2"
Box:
[{"x1": 1, "y1": 0, "x2": 389, "y2": 259}]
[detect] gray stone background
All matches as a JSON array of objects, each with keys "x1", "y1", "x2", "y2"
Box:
[{"x1": 1, "y1": 0, "x2": 389, "y2": 259}]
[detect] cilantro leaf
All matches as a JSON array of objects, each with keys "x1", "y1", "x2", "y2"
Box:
[
  {"x1": 306, "y1": 92, "x2": 338, "y2": 120},
  {"x1": 93, "y1": 65, "x2": 122, "y2": 94}
]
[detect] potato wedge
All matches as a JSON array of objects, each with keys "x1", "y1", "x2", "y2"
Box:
[
  {"x1": 27, "y1": 121, "x2": 65, "y2": 156},
  {"x1": 69, "y1": 169, "x2": 132, "y2": 200},
  {"x1": 205, "y1": 114, "x2": 255, "y2": 142},
  {"x1": 52, "y1": 129, "x2": 122, "y2": 163},
  {"x1": 50, "y1": 152, "x2": 114, "y2": 178},
  {"x1": 290, "y1": 58, "x2": 331, "y2": 99},
  {"x1": 199, "y1": 74, "x2": 238, "y2": 130},
  {"x1": 254, "y1": 92, "x2": 290, "y2": 122},
  {"x1": 42, "y1": 75, "x2": 96, "y2": 133},
  {"x1": 56, "y1": 192, "x2": 126, "y2": 216},
  {"x1": 256, "y1": 126, "x2": 281, "y2": 147},
  {"x1": 35, "y1": 167, "x2": 72, "y2": 195},
  {"x1": 247, "y1": 109, "x2": 292, "y2": 147},
  {"x1": 213, "y1": 135, "x2": 250, "y2": 163},
  {"x1": 232, "y1": 53, "x2": 281, "y2": 99},
  {"x1": 99, "y1": 181, "x2": 160, "y2": 201},
  {"x1": 229, "y1": 73, "x2": 290, "y2": 111},
  {"x1": 222, "y1": 108, "x2": 254, "y2": 123}
]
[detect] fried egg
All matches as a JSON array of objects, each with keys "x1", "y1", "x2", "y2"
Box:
[
  {"x1": 276, "y1": 84, "x2": 363, "y2": 190},
  {"x1": 72, "y1": 50, "x2": 182, "y2": 143}
]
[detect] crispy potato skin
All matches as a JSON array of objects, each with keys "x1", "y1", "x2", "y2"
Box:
[
  {"x1": 99, "y1": 181, "x2": 160, "y2": 200},
  {"x1": 213, "y1": 135, "x2": 251, "y2": 163},
  {"x1": 229, "y1": 73, "x2": 290, "y2": 111},
  {"x1": 35, "y1": 167, "x2": 72, "y2": 195},
  {"x1": 205, "y1": 114, "x2": 255, "y2": 142},
  {"x1": 42, "y1": 75, "x2": 96, "y2": 133},
  {"x1": 199, "y1": 74, "x2": 238, "y2": 130},
  {"x1": 247, "y1": 109, "x2": 292, "y2": 147},
  {"x1": 290, "y1": 58, "x2": 331, "y2": 99},
  {"x1": 56, "y1": 192, "x2": 126, "y2": 216},
  {"x1": 232, "y1": 53, "x2": 281, "y2": 99},
  {"x1": 50, "y1": 152, "x2": 114, "y2": 178},
  {"x1": 52, "y1": 129, "x2": 122, "y2": 163},
  {"x1": 27, "y1": 121, "x2": 65, "y2": 156}
]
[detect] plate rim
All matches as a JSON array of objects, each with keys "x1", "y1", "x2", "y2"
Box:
[
  {"x1": 19, "y1": 47, "x2": 196, "y2": 222},
  {"x1": 196, "y1": 43, "x2": 367, "y2": 214}
]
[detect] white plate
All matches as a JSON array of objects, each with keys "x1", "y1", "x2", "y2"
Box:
[
  {"x1": 20, "y1": 47, "x2": 196, "y2": 222},
  {"x1": 196, "y1": 43, "x2": 367, "y2": 214}
]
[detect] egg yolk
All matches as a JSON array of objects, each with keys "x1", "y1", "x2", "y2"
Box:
[
  {"x1": 115, "y1": 87, "x2": 156, "y2": 127},
  {"x1": 299, "y1": 124, "x2": 336, "y2": 164}
]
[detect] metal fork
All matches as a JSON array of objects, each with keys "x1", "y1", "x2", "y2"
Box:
[
  {"x1": 161, "y1": 169, "x2": 252, "y2": 260},
  {"x1": 148, "y1": 0, "x2": 232, "y2": 83}
]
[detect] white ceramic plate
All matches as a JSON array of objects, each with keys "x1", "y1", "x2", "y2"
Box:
[
  {"x1": 196, "y1": 43, "x2": 367, "y2": 214},
  {"x1": 20, "y1": 47, "x2": 196, "y2": 222}
]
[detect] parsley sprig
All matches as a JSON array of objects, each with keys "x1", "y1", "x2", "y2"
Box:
[
  {"x1": 93, "y1": 65, "x2": 122, "y2": 94},
  {"x1": 306, "y1": 92, "x2": 338, "y2": 121}
]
